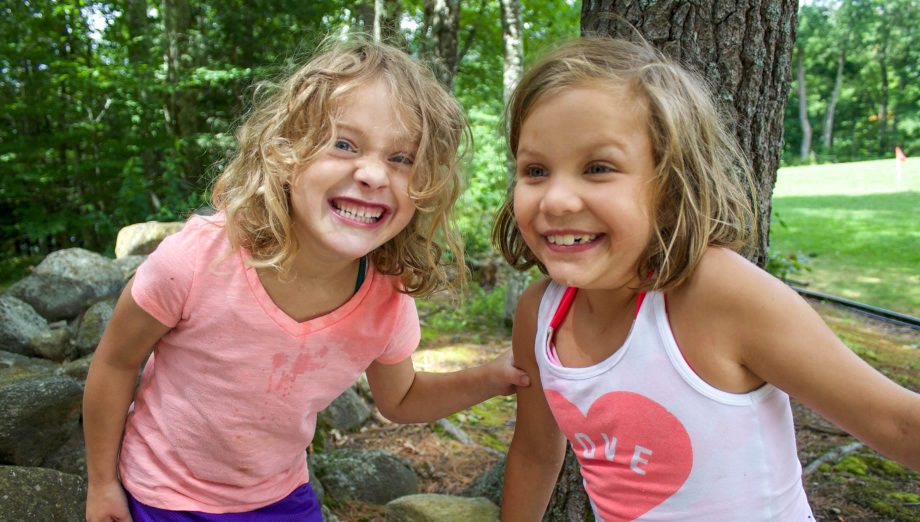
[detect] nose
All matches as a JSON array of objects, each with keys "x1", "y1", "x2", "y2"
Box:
[
  {"x1": 539, "y1": 175, "x2": 584, "y2": 216},
  {"x1": 354, "y1": 157, "x2": 389, "y2": 189}
]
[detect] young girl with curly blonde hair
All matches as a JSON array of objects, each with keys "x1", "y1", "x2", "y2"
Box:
[{"x1": 84, "y1": 38, "x2": 528, "y2": 521}]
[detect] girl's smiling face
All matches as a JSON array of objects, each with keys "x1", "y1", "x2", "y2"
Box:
[
  {"x1": 513, "y1": 84, "x2": 658, "y2": 290},
  {"x1": 287, "y1": 78, "x2": 418, "y2": 265}
]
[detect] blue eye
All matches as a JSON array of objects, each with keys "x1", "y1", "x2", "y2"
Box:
[
  {"x1": 586, "y1": 164, "x2": 614, "y2": 174},
  {"x1": 523, "y1": 165, "x2": 548, "y2": 178},
  {"x1": 334, "y1": 139, "x2": 355, "y2": 152},
  {"x1": 391, "y1": 154, "x2": 414, "y2": 166}
]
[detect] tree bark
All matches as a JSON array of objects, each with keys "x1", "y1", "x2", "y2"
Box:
[
  {"x1": 581, "y1": 0, "x2": 797, "y2": 268},
  {"x1": 422, "y1": 0, "x2": 462, "y2": 89}
]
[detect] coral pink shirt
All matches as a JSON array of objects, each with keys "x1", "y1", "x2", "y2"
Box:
[{"x1": 120, "y1": 215, "x2": 419, "y2": 512}]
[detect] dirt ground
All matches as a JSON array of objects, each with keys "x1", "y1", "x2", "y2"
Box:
[{"x1": 328, "y1": 299, "x2": 920, "y2": 521}]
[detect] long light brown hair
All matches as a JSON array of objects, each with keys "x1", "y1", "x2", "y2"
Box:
[
  {"x1": 212, "y1": 38, "x2": 469, "y2": 296},
  {"x1": 493, "y1": 37, "x2": 756, "y2": 291}
]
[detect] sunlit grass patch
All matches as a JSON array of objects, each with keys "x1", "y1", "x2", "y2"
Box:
[{"x1": 770, "y1": 159, "x2": 920, "y2": 315}]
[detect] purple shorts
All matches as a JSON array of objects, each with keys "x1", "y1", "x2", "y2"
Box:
[{"x1": 125, "y1": 483, "x2": 323, "y2": 521}]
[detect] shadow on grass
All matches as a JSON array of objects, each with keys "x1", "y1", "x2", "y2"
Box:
[{"x1": 770, "y1": 191, "x2": 919, "y2": 316}]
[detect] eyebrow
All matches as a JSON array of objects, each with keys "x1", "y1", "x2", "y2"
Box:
[
  {"x1": 336, "y1": 122, "x2": 418, "y2": 151},
  {"x1": 517, "y1": 139, "x2": 628, "y2": 159}
]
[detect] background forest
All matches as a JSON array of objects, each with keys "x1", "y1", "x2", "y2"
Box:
[{"x1": 1, "y1": 0, "x2": 918, "y2": 290}]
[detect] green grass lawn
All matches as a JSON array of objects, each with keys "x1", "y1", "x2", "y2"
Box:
[{"x1": 770, "y1": 158, "x2": 920, "y2": 316}]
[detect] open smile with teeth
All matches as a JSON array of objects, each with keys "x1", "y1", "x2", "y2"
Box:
[
  {"x1": 546, "y1": 233, "x2": 600, "y2": 246},
  {"x1": 332, "y1": 200, "x2": 386, "y2": 224}
]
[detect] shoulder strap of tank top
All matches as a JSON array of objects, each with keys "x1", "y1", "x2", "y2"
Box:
[{"x1": 549, "y1": 287, "x2": 647, "y2": 332}]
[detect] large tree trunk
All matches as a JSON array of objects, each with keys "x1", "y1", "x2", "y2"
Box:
[
  {"x1": 421, "y1": 0, "x2": 462, "y2": 89},
  {"x1": 544, "y1": 3, "x2": 798, "y2": 517},
  {"x1": 581, "y1": 0, "x2": 797, "y2": 267},
  {"x1": 796, "y1": 48, "x2": 812, "y2": 161}
]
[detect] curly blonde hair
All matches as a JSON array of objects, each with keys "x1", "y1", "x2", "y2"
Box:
[
  {"x1": 212, "y1": 37, "x2": 469, "y2": 297},
  {"x1": 493, "y1": 37, "x2": 756, "y2": 291}
]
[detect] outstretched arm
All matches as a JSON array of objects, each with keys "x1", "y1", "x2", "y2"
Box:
[
  {"x1": 502, "y1": 280, "x2": 567, "y2": 521},
  {"x1": 365, "y1": 345, "x2": 530, "y2": 424},
  {"x1": 84, "y1": 279, "x2": 172, "y2": 522},
  {"x1": 693, "y1": 249, "x2": 920, "y2": 470}
]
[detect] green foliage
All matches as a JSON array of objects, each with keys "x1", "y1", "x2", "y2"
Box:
[
  {"x1": 0, "y1": 0, "x2": 352, "y2": 274},
  {"x1": 765, "y1": 210, "x2": 813, "y2": 281},
  {"x1": 784, "y1": 0, "x2": 920, "y2": 165},
  {"x1": 0, "y1": 0, "x2": 581, "y2": 281},
  {"x1": 418, "y1": 283, "x2": 508, "y2": 336},
  {"x1": 765, "y1": 249, "x2": 813, "y2": 282},
  {"x1": 457, "y1": 107, "x2": 508, "y2": 257}
]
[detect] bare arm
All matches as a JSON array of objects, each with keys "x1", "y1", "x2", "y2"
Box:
[
  {"x1": 365, "y1": 326, "x2": 530, "y2": 423},
  {"x1": 501, "y1": 280, "x2": 567, "y2": 521},
  {"x1": 84, "y1": 279, "x2": 172, "y2": 521},
  {"x1": 691, "y1": 249, "x2": 920, "y2": 470}
]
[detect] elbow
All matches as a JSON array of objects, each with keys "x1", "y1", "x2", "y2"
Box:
[{"x1": 375, "y1": 402, "x2": 413, "y2": 424}]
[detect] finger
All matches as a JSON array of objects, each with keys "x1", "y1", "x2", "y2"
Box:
[{"x1": 513, "y1": 368, "x2": 531, "y2": 387}]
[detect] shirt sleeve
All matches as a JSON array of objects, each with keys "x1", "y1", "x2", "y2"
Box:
[
  {"x1": 374, "y1": 293, "x2": 421, "y2": 365},
  {"x1": 130, "y1": 218, "x2": 201, "y2": 328}
]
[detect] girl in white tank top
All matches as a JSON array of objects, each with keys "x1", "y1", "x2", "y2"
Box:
[{"x1": 495, "y1": 37, "x2": 920, "y2": 521}]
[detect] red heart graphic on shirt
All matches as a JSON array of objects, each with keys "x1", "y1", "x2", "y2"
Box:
[{"x1": 545, "y1": 390, "x2": 692, "y2": 521}]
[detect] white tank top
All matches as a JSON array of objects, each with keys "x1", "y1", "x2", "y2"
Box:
[{"x1": 535, "y1": 282, "x2": 815, "y2": 521}]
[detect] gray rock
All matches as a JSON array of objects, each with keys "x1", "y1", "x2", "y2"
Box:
[
  {"x1": 113, "y1": 254, "x2": 146, "y2": 279},
  {"x1": 314, "y1": 449, "x2": 417, "y2": 505},
  {"x1": 115, "y1": 221, "x2": 184, "y2": 258},
  {"x1": 8, "y1": 249, "x2": 123, "y2": 321},
  {"x1": 307, "y1": 452, "x2": 325, "y2": 505},
  {"x1": 0, "y1": 350, "x2": 59, "y2": 376},
  {"x1": 321, "y1": 505, "x2": 342, "y2": 522},
  {"x1": 0, "y1": 295, "x2": 49, "y2": 356},
  {"x1": 386, "y1": 494, "x2": 499, "y2": 522},
  {"x1": 30, "y1": 322, "x2": 75, "y2": 362},
  {"x1": 355, "y1": 373, "x2": 373, "y2": 402},
  {"x1": 74, "y1": 297, "x2": 117, "y2": 356},
  {"x1": 62, "y1": 354, "x2": 93, "y2": 382},
  {"x1": 318, "y1": 386, "x2": 372, "y2": 432},
  {"x1": 0, "y1": 373, "x2": 83, "y2": 466},
  {"x1": 0, "y1": 465, "x2": 86, "y2": 521},
  {"x1": 42, "y1": 428, "x2": 87, "y2": 478},
  {"x1": 463, "y1": 455, "x2": 505, "y2": 507}
]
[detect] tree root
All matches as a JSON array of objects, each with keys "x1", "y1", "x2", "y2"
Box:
[
  {"x1": 432, "y1": 418, "x2": 503, "y2": 457},
  {"x1": 803, "y1": 441, "x2": 864, "y2": 476}
]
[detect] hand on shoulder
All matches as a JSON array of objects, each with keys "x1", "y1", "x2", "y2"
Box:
[{"x1": 510, "y1": 278, "x2": 552, "y2": 369}]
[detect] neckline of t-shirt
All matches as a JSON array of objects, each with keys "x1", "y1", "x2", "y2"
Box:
[
  {"x1": 538, "y1": 282, "x2": 642, "y2": 380},
  {"x1": 241, "y1": 250, "x2": 375, "y2": 337}
]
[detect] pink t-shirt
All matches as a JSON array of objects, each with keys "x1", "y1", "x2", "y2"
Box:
[{"x1": 119, "y1": 215, "x2": 419, "y2": 512}]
